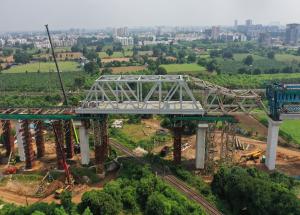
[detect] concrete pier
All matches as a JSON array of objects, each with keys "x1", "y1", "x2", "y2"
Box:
[
  {"x1": 79, "y1": 122, "x2": 90, "y2": 165},
  {"x1": 266, "y1": 119, "x2": 282, "y2": 170},
  {"x1": 195, "y1": 124, "x2": 208, "y2": 169}
]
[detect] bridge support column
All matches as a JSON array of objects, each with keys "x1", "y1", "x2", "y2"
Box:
[
  {"x1": 53, "y1": 120, "x2": 65, "y2": 170},
  {"x1": 195, "y1": 124, "x2": 208, "y2": 169},
  {"x1": 15, "y1": 121, "x2": 25, "y2": 161},
  {"x1": 79, "y1": 120, "x2": 90, "y2": 165},
  {"x1": 173, "y1": 127, "x2": 182, "y2": 164},
  {"x1": 64, "y1": 120, "x2": 74, "y2": 159},
  {"x1": 1, "y1": 120, "x2": 14, "y2": 157},
  {"x1": 266, "y1": 119, "x2": 282, "y2": 170},
  {"x1": 21, "y1": 120, "x2": 34, "y2": 169},
  {"x1": 34, "y1": 120, "x2": 45, "y2": 158},
  {"x1": 94, "y1": 115, "x2": 108, "y2": 177}
]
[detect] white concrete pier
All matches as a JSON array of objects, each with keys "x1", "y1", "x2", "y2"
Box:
[
  {"x1": 265, "y1": 118, "x2": 282, "y2": 170},
  {"x1": 15, "y1": 121, "x2": 25, "y2": 161},
  {"x1": 79, "y1": 125, "x2": 90, "y2": 165},
  {"x1": 195, "y1": 124, "x2": 208, "y2": 169}
]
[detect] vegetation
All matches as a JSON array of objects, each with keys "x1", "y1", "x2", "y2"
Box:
[
  {"x1": 161, "y1": 63, "x2": 205, "y2": 74},
  {"x1": 212, "y1": 166, "x2": 300, "y2": 215},
  {"x1": 3, "y1": 61, "x2": 81, "y2": 73}
]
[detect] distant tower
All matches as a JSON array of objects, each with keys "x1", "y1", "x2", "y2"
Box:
[
  {"x1": 285, "y1": 23, "x2": 300, "y2": 45},
  {"x1": 234, "y1": 20, "x2": 238, "y2": 28},
  {"x1": 245, "y1": 19, "x2": 253, "y2": 26}
]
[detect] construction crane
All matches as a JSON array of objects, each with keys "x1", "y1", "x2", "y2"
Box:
[{"x1": 45, "y1": 24, "x2": 79, "y2": 144}]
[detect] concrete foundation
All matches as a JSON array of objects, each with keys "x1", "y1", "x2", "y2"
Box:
[
  {"x1": 15, "y1": 121, "x2": 25, "y2": 161},
  {"x1": 34, "y1": 120, "x2": 45, "y2": 158},
  {"x1": 79, "y1": 121, "x2": 90, "y2": 165},
  {"x1": 53, "y1": 120, "x2": 65, "y2": 170},
  {"x1": 173, "y1": 127, "x2": 182, "y2": 164},
  {"x1": 1, "y1": 120, "x2": 14, "y2": 157},
  {"x1": 22, "y1": 120, "x2": 34, "y2": 169},
  {"x1": 94, "y1": 116, "x2": 108, "y2": 175},
  {"x1": 64, "y1": 120, "x2": 74, "y2": 159},
  {"x1": 266, "y1": 118, "x2": 282, "y2": 170},
  {"x1": 195, "y1": 124, "x2": 208, "y2": 169}
]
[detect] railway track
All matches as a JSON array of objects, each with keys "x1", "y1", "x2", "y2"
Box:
[{"x1": 110, "y1": 139, "x2": 223, "y2": 215}]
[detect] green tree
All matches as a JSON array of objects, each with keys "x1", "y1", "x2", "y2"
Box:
[
  {"x1": 106, "y1": 49, "x2": 114, "y2": 57},
  {"x1": 80, "y1": 190, "x2": 120, "y2": 215},
  {"x1": 145, "y1": 192, "x2": 172, "y2": 215},
  {"x1": 2, "y1": 48, "x2": 13, "y2": 57},
  {"x1": 31, "y1": 211, "x2": 46, "y2": 215},
  {"x1": 82, "y1": 207, "x2": 93, "y2": 215},
  {"x1": 14, "y1": 50, "x2": 30, "y2": 64},
  {"x1": 243, "y1": 55, "x2": 253, "y2": 66},
  {"x1": 84, "y1": 62, "x2": 99, "y2": 75},
  {"x1": 60, "y1": 191, "x2": 73, "y2": 213},
  {"x1": 206, "y1": 60, "x2": 218, "y2": 72},
  {"x1": 187, "y1": 53, "x2": 196, "y2": 63},
  {"x1": 54, "y1": 207, "x2": 68, "y2": 215},
  {"x1": 155, "y1": 66, "x2": 167, "y2": 75},
  {"x1": 222, "y1": 51, "x2": 233, "y2": 59},
  {"x1": 267, "y1": 51, "x2": 275, "y2": 59},
  {"x1": 209, "y1": 50, "x2": 220, "y2": 58},
  {"x1": 74, "y1": 77, "x2": 86, "y2": 89}
]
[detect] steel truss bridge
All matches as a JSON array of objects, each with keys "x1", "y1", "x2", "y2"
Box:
[{"x1": 2, "y1": 75, "x2": 300, "y2": 120}]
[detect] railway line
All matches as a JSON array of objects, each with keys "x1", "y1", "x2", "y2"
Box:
[{"x1": 109, "y1": 139, "x2": 223, "y2": 215}]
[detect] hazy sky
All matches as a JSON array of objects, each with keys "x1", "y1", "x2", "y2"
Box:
[{"x1": 1, "y1": 0, "x2": 300, "y2": 31}]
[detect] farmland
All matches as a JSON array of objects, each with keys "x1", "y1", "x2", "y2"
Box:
[
  {"x1": 2, "y1": 61, "x2": 81, "y2": 73},
  {"x1": 275, "y1": 54, "x2": 300, "y2": 63},
  {"x1": 98, "y1": 51, "x2": 133, "y2": 58},
  {"x1": 161, "y1": 63, "x2": 206, "y2": 74}
]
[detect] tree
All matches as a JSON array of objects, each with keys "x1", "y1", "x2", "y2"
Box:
[
  {"x1": 155, "y1": 66, "x2": 167, "y2": 75},
  {"x1": 74, "y1": 77, "x2": 86, "y2": 89},
  {"x1": 96, "y1": 45, "x2": 103, "y2": 52},
  {"x1": 80, "y1": 190, "x2": 121, "y2": 215},
  {"x1": 82, "y1": 207, "x2": 93, "y2": 215},
  {"x1": 206, "y1": 60, "x2": 218, "y2": 72},
  {"x1": 101, "y1": 67, "x2": 113, "y2": 75},
  {"x1": 297, "y1": 47, "x2": 300, "y2": 56},
  {"x1": 253, "y1": 68, "x2": 261, "y2": 75},
  {"x1": 187, "y1": 53, "x2": 196, "y2": 63},
  {"x1": 106, "y1": 49, "x2": 114, "y2": 57},
  {"x1": 2, "y1": 48, "x2": 13, "y2": 57},
  {"x1": 267, "y1": 51, "x2": 275, "y2": 59},
  {"x1": 243, "y1": 55, "x2": 253, "y2": 66},
  {"x1": 209, "y1": 50, "x2": 220, "y2": 58},
  {"x1": 145, "y1": 192, "x2": 172, "y2": 215},
  {"x1": 197, "y1": 58, "x2": 207, "y2": 67},
  {"x1": 84, "y1": 62, "x2": 99, "y2": 75},
  {"x1": 14, "y1": 50, "x2": 30, "y2": 64},
  {"x1": 85, "y1": 49, "x2": 98, "y2": 61},
  {"x1": 222, "y1": 51, "x2": 233, "y2": 59},
  {"x1": 112, "y1": 42, "x2": 123, "y2": 52},
  {"x1": 60, "y1": 191, "x2": 73, "y2": 213}
]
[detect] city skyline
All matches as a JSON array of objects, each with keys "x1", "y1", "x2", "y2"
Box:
[{"x1": 1, "y1": 0, "x2": 300, "y2": 32}]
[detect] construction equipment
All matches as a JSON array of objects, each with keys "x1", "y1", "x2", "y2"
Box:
[
  {"x1": 45, "y1": 24, "x2": 79, "y2": 145},
  {"x1": 54, "y1": 185, "x2": 71, "y2": 199},
  {"x1": 240, "y1": 150, "x2": 264, "y2": 162}
]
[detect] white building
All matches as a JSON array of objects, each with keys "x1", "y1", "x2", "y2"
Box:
[
  {"x1": 0, "y1": 39, "x2": 5, "y2": 47},
  {"x1": 115, "y1": 36, "x2": 134, "y2": 46}
]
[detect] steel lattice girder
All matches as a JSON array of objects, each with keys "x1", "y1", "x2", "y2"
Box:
[{"x1": 77, "y1": 75, "x2": 204, "y2": 115}]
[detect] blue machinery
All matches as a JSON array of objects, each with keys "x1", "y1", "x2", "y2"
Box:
[{"x1": 266, "y1": 83, "x2": 300, "y2": 121}]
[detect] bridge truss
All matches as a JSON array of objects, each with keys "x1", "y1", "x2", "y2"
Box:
[{"x1": 76, "y1": 75, "x2": 264, "y2": 115}]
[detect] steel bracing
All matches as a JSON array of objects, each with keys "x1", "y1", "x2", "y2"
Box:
[{"x1": 77, "y1": 75, "x2": 264, "y2": 115}]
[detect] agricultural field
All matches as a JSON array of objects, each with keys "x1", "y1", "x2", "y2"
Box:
[
  {"x1": 201, "y1": 72, "x2": 300, "y2": 88},
  {"x1": 233, "y1": 53, "x2": 266, "y2": 61},
  {"x1": 161, "y1": 63, "x2": 206, "y2": 74},
  {"x1": 110, "y1": 66, "x2": 146, "y2": 74},
  {"x1": 275, "y1": 54, "x2": 300, "y2": 63},
  {"x1": 2, "y1": 61, "x2": 81, "y2": 73},
  {"x1": 98, "y1": 51, "x2": 133, "y2": 58}
]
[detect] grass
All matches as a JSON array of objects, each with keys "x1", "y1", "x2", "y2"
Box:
[
  {"x1": 120, "y1": 123, "x2": 155, "y2": 143},
  {"x1": 275, "y1": 54, "x2": 300, "y2": 63},
  {"x1": 98, "y1": 51, "x2": 133, "y2": 58},
  {"x1": 161, "y1": 63, "x2": 206, "y2": 74},
  {"x1": 3, "y1": 61, "x2": 81, "y2": 73}
]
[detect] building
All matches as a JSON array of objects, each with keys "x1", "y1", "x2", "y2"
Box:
[
  {"x1": 114, "y1": 27, "x2": 128, "y2": 37},
  {"x1": 211, "y1": 26, "x2": 220, "y2": 40},
  {"x1": 115, "y1": 36, "x2": 134, "y2": 46},
  {"x1": 258, "y1": 33, "x2": 272, "y2": 46},
  {"x1": 285, "y1": 23, "x2": 300, "y2": 45},
  {"x1": 246, "y1": 19, "x2": 253, "y2": 26},
  {"x1": 234, "y1": 20, "x2": 238, "y2": 28}
]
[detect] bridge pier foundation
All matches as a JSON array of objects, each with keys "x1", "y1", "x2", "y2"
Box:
[
  {"x1": 53, "y1": 120, "x2": 65, "y2": 170},
  {"x1": 1, "y1": 120, "x2": 14, "y2": 157},
  {"x1": 173, "y1": 127, "x2": 182, "y2": 164},
  {"x1": 15, "y1": 121, "x2": 25, "y2": 161},
  {"x1": 195, "y1": 124, "x2": 208, "y2": 169},
  {"x1": 266, "y1": 118, "x2": 282, "y2": 170},
  {"x1": 64, "y1": 120, "x2": 74, "y2": 159},
  {"x1": 79, "y1": 120, "x2": 90, "y2": 165},
  {"x1": 21, "y1": 120, "x2": 34, "y2": 169},
  {"x1": 34, "y1": 120, "x2": 45, "y2": 158},
  {"x1": 94, "y1": 116, "x2": 108, "y2": 177}
]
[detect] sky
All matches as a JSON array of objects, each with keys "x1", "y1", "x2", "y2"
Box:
[{"x1": 1, "y1": 0, "x2": 300, "y2": 31}]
